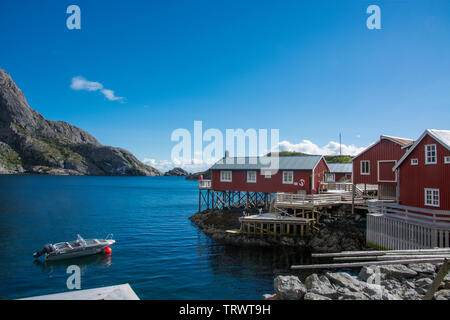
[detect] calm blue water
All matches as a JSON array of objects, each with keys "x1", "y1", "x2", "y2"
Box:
[{"x1": 0, "y1": 175, "x2": 309, "y2": 300}]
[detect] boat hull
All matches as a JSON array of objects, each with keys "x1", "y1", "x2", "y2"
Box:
[{"x1": 46, "y1": 246, "x2": 108, "y2": 261}]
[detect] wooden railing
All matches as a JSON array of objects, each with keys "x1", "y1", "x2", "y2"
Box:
[
  {"x1": 367, "y1": 202, "x2": 450, "y2": 226},
  {"x1": 275, "y1": 192, "x2": 341, "y2": 206},
  {"x1": 321, "y1": 182, "x2": 353, "y2": 192},
  {"x1": 198, "y1": 180, "x2": 211, "y2": 189},
  {"x1": 366, "y1": 202, "x2": 450, "y2": 249}
]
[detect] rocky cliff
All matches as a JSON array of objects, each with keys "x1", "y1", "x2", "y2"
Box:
[
  {"x1": 0, "y1": 68, "x2": 162, "y2": 176},
  {"x1": 164, "y1": 167, "x2": 189, "y2": 176}
]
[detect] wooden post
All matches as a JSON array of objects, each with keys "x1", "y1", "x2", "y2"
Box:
[
  {"x1": 424, "y1": 259, "x2": 450, "y2": 300},
  {"x1": 352, "y1": 183, "x2": 355, "y2": 216}
]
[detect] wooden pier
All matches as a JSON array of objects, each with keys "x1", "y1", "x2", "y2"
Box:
[
  {"x1": 239, "y1": 213, "x2": 315, "y2": 237},
  {"x1": 198, "y1": 180, "x2": 274, "y2": 212}
]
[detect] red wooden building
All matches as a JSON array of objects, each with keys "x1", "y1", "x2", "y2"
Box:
[
  {"x1": 210, "y1": 155, "x2": 329, "y2": 195},
  {"x1": 324, "y1": 163, "x2": 352, "y2": 183},
  {"x1": 393, "y1": 129, "x2": 450, "y2": 211},
  {"x1": 352, "y1": 135, "x2": 414, "y2": 199}
]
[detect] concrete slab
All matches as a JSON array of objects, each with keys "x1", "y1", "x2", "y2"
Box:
[{"x1": 19, "y1": 283, "x2": 140, "y2": 300}]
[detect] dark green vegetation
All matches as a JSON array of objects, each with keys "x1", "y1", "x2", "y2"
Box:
[{"x1": 267, "y1": 151, "x2": 353, "y2": 163}]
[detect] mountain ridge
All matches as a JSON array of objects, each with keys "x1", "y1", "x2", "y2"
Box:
[{"x1": 0, "y1": 68, "x2": 162, "y2": 176}]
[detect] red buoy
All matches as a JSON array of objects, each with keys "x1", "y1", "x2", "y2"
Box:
[{"x1": 104, "y1": 247, "x2": 112, "y2": 254}]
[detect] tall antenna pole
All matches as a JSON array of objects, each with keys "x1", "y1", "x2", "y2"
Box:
[{"x1": 339, "y1": 133, "x2": 342, "y2": 157}]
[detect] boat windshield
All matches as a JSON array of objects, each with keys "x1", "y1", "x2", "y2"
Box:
[{"x1": 77, "y1": 234, "x2": 87, "y2": 246}]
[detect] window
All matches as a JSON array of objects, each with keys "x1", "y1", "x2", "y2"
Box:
[
  {"x1": 326, "y1": 173, "x2": 335, "y2": 182},
  {"x1": 282, "y1": 171, "x2": 293, "y2": 184},
  {"x1": 220, "y1": 171, "x2": 232, "y2": 182},
  {"x1": 247, "y1": 171, "x2": 256, "y2": 183},
  {"x1": 445, "y1": 156, "x2": 450, "y2": 164},
  {"x1": 411, "y1": 158, "x2": 418, "y2": 166},
  {"x1": 425, "y1": 188, "x2": 439, "y2": 207},
  {"x1": 425, "y1": 144, "x2": 437, "y2": 164},
  {"x1": 360, "y1": 160, "x2": 370, "y2": 175},
  {"x1": 264, "y1": 171, "x2": 272, "y2": 178}
]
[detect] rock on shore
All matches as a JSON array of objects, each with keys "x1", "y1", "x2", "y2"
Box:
[
  {"x1": 0, "y1": 68, "x2": 162, "y2": 176},
  {"x1": 270, "y1": 263, "x2": 450, "y2": 300}
]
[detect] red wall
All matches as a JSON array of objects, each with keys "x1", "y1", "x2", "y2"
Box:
[
  {"x1": 211, "y1": 158, "x2": 329, "y2": 194},
  {"x1": 353, "y1": 139, "x2": 407, "y2": 185},
  {"x1": 398, "y1": 134, "x2": 450, "y2": 211},
  {"x1": 329, "y1": 173, "x2": 352, "y2": 182}
]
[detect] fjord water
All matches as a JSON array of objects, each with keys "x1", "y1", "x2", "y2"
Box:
[{"x1": 0, "y1": 176, "x2": 309, "y2": 300}]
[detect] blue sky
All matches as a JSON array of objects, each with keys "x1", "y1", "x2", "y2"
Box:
[{"x1": 1, "y1": 1, "x2": 449, "y2": 171}]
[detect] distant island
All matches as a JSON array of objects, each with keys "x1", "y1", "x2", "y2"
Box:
[
  {"x1": 0, "y1": 69, "x2": 161, "y2": 176},
  {"x1": 164, "y1": 167, "x2": 188, "y2": 176}
]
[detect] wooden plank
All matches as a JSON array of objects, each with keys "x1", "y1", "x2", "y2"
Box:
[
  {"x1": 291, "y1": 258, "x2": 449, "y2": 270},
  {"x1": 312, "y1": 248, "x2": 450, "y2": 258}
]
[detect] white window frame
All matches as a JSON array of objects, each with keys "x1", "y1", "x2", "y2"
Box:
[
  {"x1": 247, "y1": 171, "x2": 257, "y2": 183},
  {"x1": 360, "y1": 160, "x2": 370, "y2": 175},
  {"x1": 424, "y1": 188, "x2": 440, "y2": 207},
  {"x1": 220, "y1": 170, "x2": 232, "y2": 182},
  {"x1": 282, "y1": 171, "x2": 294, "y2": 184},
  {"x1": 445, "y1": 156, "x2": 450, "y2": 164},
  {"x1": 411, "y1": 158, "x2": 418, "y2": 166},
  {"x1": 425, "y1": 144, "x2": 437, "y2": 165},
  {"x1": 377, "y1": 160, "x2": 397, "y2": 183},
  {"x1": 325, "y1": 173, "x2": 335, "y2": 182}
]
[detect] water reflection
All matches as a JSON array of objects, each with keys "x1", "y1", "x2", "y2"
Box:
[
  {"x1": 205, "y1": 244, "x2": 313, "y2": 279},
  {"x1": 33, "y1": 253, "x2": 112, "y2": 274}
]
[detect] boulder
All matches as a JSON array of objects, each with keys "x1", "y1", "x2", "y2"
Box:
[
  {"x1": 274, "y1": 276, "x2": 307, "y2": 300},
  {"x1": 305, "y1": 273, "x2": 337, "y2": 298},
  {"x1": 408, "y1": 263, "x2": 437, "y2": 275},
  {"x1": 378, "y1": 264, "x2": 418, "y2": 280},
  {"x1": 359, "y1": 266, "x2": 377, "y2": 282},
  {"x1": 325, "y1": 272, "x2": 363, "y2": 292},
  {"x1": 434, "y1": 289, "x2": 450, "y2": 300},
  {"x1": 304, "y1": 292, "x2": 331, "y2": 300}
]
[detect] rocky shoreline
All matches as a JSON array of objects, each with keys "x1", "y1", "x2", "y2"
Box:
[
  {"x1": 190, "y1": 208, "x2": 450, "y2": 300},
  {"x1": 268, "y1": 263, "x2": 450, "y2": 300},
  {"x1": 189, "y1": 206, "x2": 369, "y2": 252}
]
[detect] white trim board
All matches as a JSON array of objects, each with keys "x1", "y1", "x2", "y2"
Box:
[{"x1": 377, "y1": 160, "x2": 397, "y2": 183}]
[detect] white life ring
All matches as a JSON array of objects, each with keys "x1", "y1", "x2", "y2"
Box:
[{"x1": 298, "y1": 179, "x2": 305, "y2": 187}]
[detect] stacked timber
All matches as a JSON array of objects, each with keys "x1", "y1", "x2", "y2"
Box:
[{"x1": 291, "y1": 248, "x2": 450, "y2": 270}]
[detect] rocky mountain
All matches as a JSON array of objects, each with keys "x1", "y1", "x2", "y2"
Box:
[
  {"x1": 164, "y1": 167, "x2": 189, "y2": 176},
  {"x1": 185, "y1": 169, "x2": 211, "y2": 180},
  {"x1": 0, "y1": 68, "x2": 162, "y2": 176}
]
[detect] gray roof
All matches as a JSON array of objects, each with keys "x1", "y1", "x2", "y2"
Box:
[
  {"x1": 327, "y1": 163, "x2": 352, "y2": 173},
  {"x1": 210, "y1": 155, "x2": 323, "y2": 171}
]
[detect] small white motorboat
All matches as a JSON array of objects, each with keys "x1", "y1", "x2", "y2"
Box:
[{"x1": 33, "y1": 234, "x2": 115, "y2": 261}]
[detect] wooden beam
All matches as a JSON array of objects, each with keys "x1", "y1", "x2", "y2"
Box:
[{"x1": 291, "y1": 258, "x2": 449, "y2": 270}]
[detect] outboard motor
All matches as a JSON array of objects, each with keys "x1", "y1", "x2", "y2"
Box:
[{"x1": 33, "y1": 244, "x2": 55, "y2": 258}]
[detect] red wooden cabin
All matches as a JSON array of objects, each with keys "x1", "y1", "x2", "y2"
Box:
[
  {"x1": 352, "y1": 135, "x2": 414, "y2": 199},
  {"x1": 324, "y1": 163, "x2": 352, "y2": 183},
  {"x1": 210, "y1": 155, "x2": 329, "y2": 195},
  {"x1": 393, "y1": 129, "x2": 450, "y2": 211}
]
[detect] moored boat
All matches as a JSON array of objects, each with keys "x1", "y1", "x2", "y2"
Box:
[{"x1": 33, "y1": 234, "x2": 115, "y2": 261}]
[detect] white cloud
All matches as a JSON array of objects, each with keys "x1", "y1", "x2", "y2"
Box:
[
  {"x1": 143, "y1": 140, "x2": 367, "y2": 173},
  {"x1": 142, "y1": 157, "x2": 216, "y2": 173},
  {"x1": 70, "y1": 76, "x2": 124, "y2": 102},
  {"x1": 278, "y1": 139, "x2": 366, "y2": 156}
]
